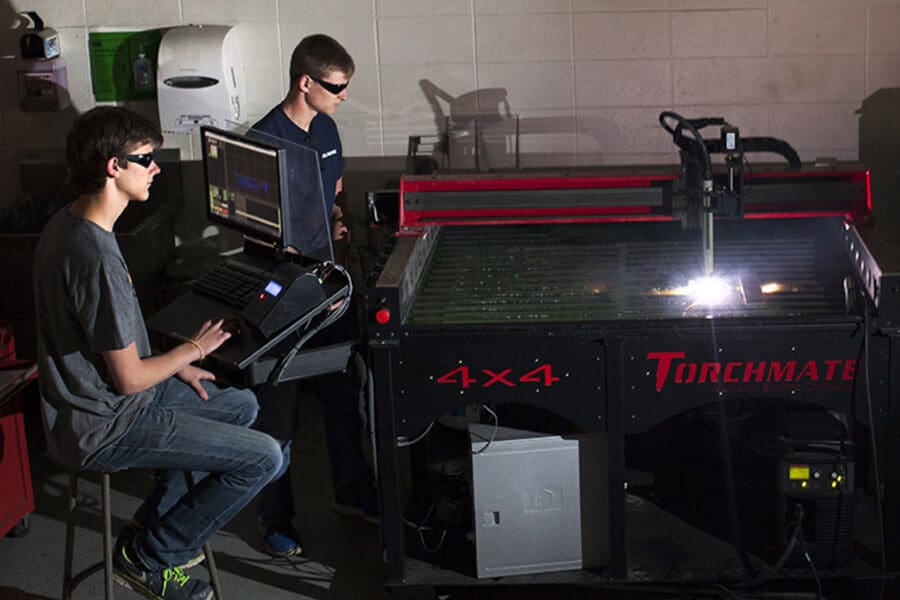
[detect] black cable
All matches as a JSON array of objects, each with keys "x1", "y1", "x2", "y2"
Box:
[
  {"x1": 471, "y1": 404, "x2": 499, "y2": 455},
  {"x1": 863, "y1": 298, "x2": 887, "y2": 600},
  {"x1": 396, "y1": 421, "x2": 435, "y2": 447},
  {"x1": 659, "y1": 111, "x2": 714, "y2": 181},
  {"x1": 736, "y1": 503, "x2": 805, "y2": 590},
  {"x1": 741, "y1": 154, "x2": 754, "y2": 200},
  {"x1": 268, "y1": 263, "x2": 353, "y2": 385},
  {"x1": 798, "y1": 536, "x2": 824, "y2": 600},
  {"x1": 716, "y1": 395, "x2": 756, "y2": 579},
  {"x1": 402, "y1": 503, "x2": 447, "y2": 553},
  {"x1": 703, "y1": 137, "x2": 801, "y2": 170}
]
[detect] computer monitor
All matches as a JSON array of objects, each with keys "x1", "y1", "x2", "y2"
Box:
[{"x1": 200, "y1": 125, "x2": 293, "y2": 250}]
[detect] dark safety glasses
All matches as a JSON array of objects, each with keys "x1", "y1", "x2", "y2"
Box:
[
  {"x1": 310, "y1": 76, "x2": 349, "y2": 95},
  {"x1": 122, "y1": 152, "x2": 155, "y2": 168}
]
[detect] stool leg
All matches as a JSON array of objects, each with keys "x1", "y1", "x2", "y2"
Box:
[
  {"x1": 62, "y1": 472, "x2": 112, "y2": 599},
  {"x1": 183, "y1": 471, "x2": 225, "y2": 600},
  {"x1": 62, "y1": 472, "x2": 79, "y2": 600},
  {"x1": 203, "y1": 541, "x2": 224, "y2": 599},
  {"x1": 101, "y1": 473, "x2": 114, "y2": 600}
]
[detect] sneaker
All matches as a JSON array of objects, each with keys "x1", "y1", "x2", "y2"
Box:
[
  {"x1": 332, "y1": 493, "x2": 379, "y2": 526},
  {"x1": 113, "y1": 540, "x2": 212, "y2": 600},
  {"x1": 119, "y1": 522, "x2": 205, "y2": 569},
  {"x1": 258, "y1": 521, "x2": 303, "y2": 558}
]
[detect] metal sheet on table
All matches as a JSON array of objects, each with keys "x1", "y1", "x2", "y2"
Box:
[{"x1": 407, "y1": 219, "x2": 853, "y2": 325}]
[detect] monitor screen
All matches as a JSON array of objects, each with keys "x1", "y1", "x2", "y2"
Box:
[{"x1": 200, "y1": 126, "x2": 292, "y2": 249}]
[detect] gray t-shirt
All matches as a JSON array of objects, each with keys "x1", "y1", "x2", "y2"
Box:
[{"x1": 33, "y1": 206, "x2": 155, "y2": 469}]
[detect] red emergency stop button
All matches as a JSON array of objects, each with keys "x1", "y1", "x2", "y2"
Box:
[{"x1": 375, "y1": 308, "x2": 391, "y2": 324}]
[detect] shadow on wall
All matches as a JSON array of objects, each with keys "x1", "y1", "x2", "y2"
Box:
[
  {"x1": 418, "y1": 79, "x2": 584, "y2": 172},
  {"x1": 858, "y1": 88, "x2": 900, "y2": 241}
]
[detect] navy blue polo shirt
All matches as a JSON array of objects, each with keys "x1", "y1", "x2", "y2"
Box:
[{"x1": 251, "y1": 106, "x2": 343, "y2": 257}]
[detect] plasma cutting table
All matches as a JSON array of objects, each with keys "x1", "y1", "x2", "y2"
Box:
[{"x1": 367, "y1": 124, "x2": 900, "y2": 598}]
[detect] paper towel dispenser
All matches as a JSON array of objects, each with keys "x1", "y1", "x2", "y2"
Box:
[{"x1": 157, "y1": 25, "x2": 246, "y2": 134}]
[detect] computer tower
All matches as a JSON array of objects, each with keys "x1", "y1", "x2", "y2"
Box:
[{"x1": 468, "y1": 424, "x2": 608, "y2": 578}]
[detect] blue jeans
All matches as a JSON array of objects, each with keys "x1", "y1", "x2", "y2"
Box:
[{"x1": 87, "y1": 377, "x2": 283, "y2": 570}]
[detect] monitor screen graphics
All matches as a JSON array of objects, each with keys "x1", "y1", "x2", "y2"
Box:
[
  {"x1": 200, "y1": 125, "x2": 293, "y2": 250},
  {"x1": 225, "y1": 120, "x2": 333, "y2": 262}
]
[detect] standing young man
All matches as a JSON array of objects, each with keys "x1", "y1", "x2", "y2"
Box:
[
  {"x1": 250, "y1": 34, "x2": 378, "y2": 558},
  {"x1": 34, "y1": 106, "x2": 283, "y2": 600}
]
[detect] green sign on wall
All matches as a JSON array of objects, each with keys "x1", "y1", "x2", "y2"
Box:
[{"x1": 89, "y1": 30, "x2": 161, "y2": 102}]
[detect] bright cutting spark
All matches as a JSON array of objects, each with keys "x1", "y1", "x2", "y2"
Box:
[
  {"x1": 647, "y1": 274, "x2": 744, "y2": 311},
  {"x1": 685, "y1": 275, "x2": 735, "y2": 307}
]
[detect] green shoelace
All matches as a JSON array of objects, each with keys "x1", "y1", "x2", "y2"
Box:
[{"x1": 161, "y1": 567, "x2": 191, "y2": 593}]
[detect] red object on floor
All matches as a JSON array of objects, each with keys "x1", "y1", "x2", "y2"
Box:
[{"x1": 0, "y1": 320, "x2": 37, "y2": 538}]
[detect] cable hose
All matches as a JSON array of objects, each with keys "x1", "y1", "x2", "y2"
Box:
[
  {"x1": 736, "y1": 503, "x2": 805, "y2": 589},
  {"x1": 863, "y1": 299, "x2": 887, "y2": 600},
  {"x1": 659, "y1": 110, "x2": 713, "y2": 181},
  {"x1": 268, "y1": 263, "x2": 353, "y2": 385}
]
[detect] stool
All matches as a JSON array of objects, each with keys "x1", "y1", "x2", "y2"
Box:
[{"x1": 62, "y1": 470, "x2": 225, "y2": 599}]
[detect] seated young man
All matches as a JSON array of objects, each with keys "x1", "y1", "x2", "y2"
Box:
[{"x1": 33, "y1": 106, "x2": 283, "y2": 600}]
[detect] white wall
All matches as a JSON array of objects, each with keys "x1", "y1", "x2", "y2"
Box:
[{"x1": 4, "y1": 0, "x2": 900, "y2": 207}]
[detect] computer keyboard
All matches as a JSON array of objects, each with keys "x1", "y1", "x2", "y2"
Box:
[{"x1": 191, "y1": 260, "x2": 271, "y2": 309}]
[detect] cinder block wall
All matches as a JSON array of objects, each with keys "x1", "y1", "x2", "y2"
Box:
[{"x1": 3, "y1": 1, "x2": 900, "y2": 235}]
